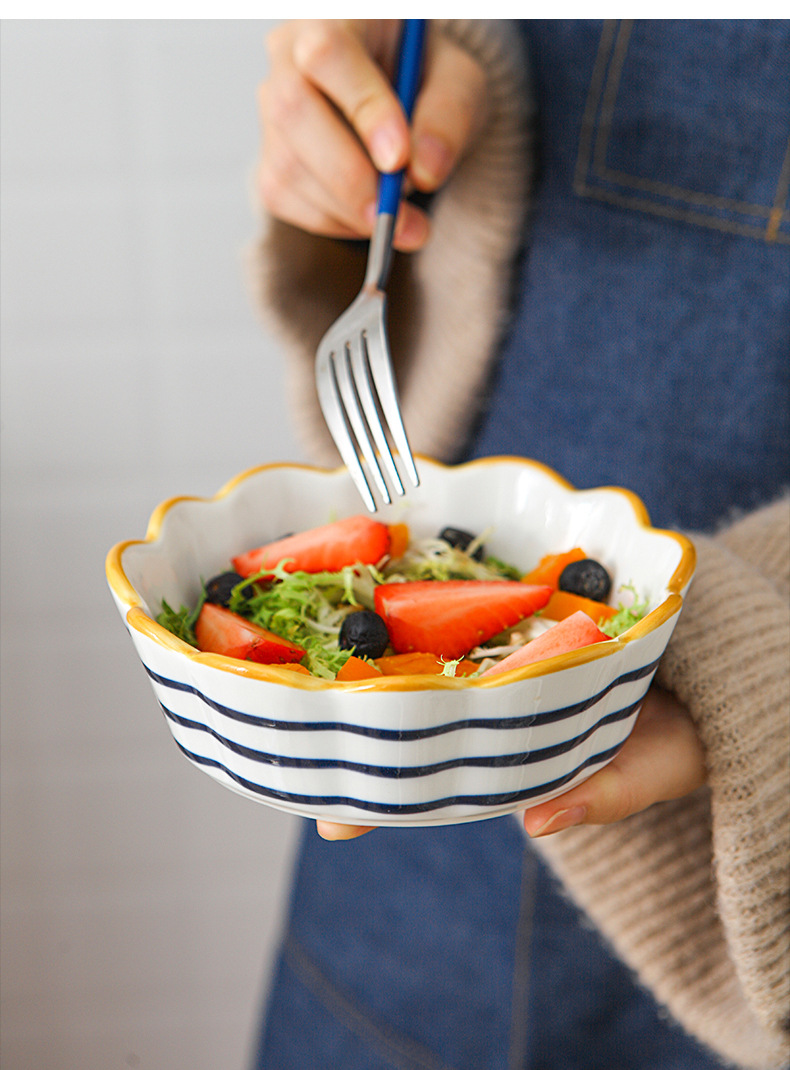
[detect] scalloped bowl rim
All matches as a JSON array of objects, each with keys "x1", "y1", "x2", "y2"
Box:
[{"x1": 106, "y1": 455, "x2": 695, "y2": 691}]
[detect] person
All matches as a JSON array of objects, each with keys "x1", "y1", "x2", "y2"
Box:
[{"x1": 250, "y1": 20, "x2": 789, "y2": 1070}]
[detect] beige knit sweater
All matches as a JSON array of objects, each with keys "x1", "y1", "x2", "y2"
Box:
[{"x1": 251, "y1": 20, "x2": 790, "y2": 1069}]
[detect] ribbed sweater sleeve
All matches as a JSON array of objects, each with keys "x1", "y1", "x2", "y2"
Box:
[
  {"x1": 249, "y1": 19, "x2": 532, "y2": 465},
  {"x1": 531, "y1": 496, "x2": 790, "y2": 1070}
]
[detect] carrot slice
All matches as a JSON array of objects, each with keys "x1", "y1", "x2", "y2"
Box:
[
  {"x1": 541, "y1": 589, "x2": 617, "y2": 624},
  {"x1": 387, "y1": 523, "x2": 410, "y2": 561},
  {"x1": 521, "y1": 547, "x2": 586, "y2": 587},
  {"x1": 447, "y1": 659, "x2": 479, "y2": 678},
  {"x1": 335, "y1": 656, "x2": 382, "y2": 681},
  {"x1": 375, "y1": 652, "x2": 442, "y2": 675},
  {"x1": 374, "y1": 652, "x2": 478, "y2": 677},
  {"x1": 275, "y1": 663, "x2": 312, "y2": 675}
]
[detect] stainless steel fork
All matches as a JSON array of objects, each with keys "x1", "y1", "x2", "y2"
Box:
[{"x1": 315, "y1": 19, "x2": 425, "y2": 512}]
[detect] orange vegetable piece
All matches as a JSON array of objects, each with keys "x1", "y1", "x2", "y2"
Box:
[
  {"x1": 521, "y1": 547, "x2": 586, "y2": 588},
  {"x1": 447, "y1": 659, "x2": 479, "y2": 678},
  {"x1": 387, "y1": 523, "x2": 410, "y2": 560},
  {"x1": 541, "y1": 589, "x2": 617, "y2": 624},
  {"x1": 335, "y1": 656, "x2": 382, "y2": 682},
  {"x1": 274, "y1": 663, "x2": 311, "y2": 675},
  {"x1": 374, "y1": 652, "x2": 478, "y2": 677}
]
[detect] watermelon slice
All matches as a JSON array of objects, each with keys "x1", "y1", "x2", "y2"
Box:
[
  {"x1": 480, "y1": 611, "x2": 611, "y2": 677},
  {"x1": 373, "y1": 580, "x2": 552, "y2": 661},
  {"x1": 194, "y1": 603, "x2": 306, "y2": 664},
  {"x1": 232, "y1": 515, "x2": 390, "y2": 578}
]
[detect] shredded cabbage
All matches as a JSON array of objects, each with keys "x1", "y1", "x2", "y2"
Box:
[
  {"x1": 230, "y1": 561, "x2": 384, "y2": 678},
  {"x1": 382, "y1": 532, "x2": 520, "y2": 583},
  {"x1": 600, "y1": 584, "x2": 650, "y2": 637}
]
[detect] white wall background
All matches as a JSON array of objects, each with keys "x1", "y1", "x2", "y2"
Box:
[{"x1": 1, "y1": 19, "x2": 307, "y2": 1070}]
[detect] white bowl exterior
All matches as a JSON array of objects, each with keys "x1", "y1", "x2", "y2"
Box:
[
  {"x1": 112, "y1": 459, "x2": 691, "y2": 825},
  {"x1": 117, "y1": 595, "x2": 679, "y2": 822}
]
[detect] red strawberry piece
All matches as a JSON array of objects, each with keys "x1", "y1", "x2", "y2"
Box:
[
  {"x1": 373, "y1": 581, "x2": 553, "y2": 661},
  {"x1": 194, "y1": 603, "x2": 305, "y2": 664},
  {"x1": 480, "y1": 611, "x2": 610, "y2": 677},
  {"x1": 232, "y1": 515, "x2": 390, "y2": 578}
]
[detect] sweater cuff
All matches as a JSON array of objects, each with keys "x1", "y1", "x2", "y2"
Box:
[{"x1": 249, "y1": 20, "x2": 533, "y2": 465}]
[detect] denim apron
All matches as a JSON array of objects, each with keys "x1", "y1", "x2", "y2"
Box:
[{"x1": 255, "y1": 21, "x2": 789, "y2": 1070}]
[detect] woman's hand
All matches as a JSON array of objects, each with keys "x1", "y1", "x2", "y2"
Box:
[
  {"x1": 257, "y1": 20, "x2": 487, "y2": 251},
  {"x1": 316, "y1": 686, "x2": 707, "y2": 841},
  {"x1": 521, "y1": 685, "x2": 707, "y2": 836}
]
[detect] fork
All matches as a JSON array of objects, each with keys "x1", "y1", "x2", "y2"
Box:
[{"x1": 315, "y1": 18, "x2": 426, "y2": 513}]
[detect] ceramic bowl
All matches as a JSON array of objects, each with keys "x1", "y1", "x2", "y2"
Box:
[{"x1": 106, "y1": 456, "x2": 695, "y2": 827}]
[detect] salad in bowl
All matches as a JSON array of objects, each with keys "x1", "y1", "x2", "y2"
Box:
[{"x1": 105, "y1": 456, "x2": 695, "y2": 826}]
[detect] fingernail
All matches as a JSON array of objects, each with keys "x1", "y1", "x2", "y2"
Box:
[
  {"x1": 369, "y1": 122, "x2": 403, "y2": 173},
  {"x1": 412, "y1": 132, "x2": 453, "y2": 188},
  {"x1": 393, "y1": 205, "x2": 430, "y2": 250},
  {"x1": 527, "y1": 806, "x2": 587, "y2": 838}
]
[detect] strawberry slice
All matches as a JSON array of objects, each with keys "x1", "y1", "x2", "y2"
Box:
[
  {"x1": 194, "y1": 603, "x2": 305, "y2": 664},
  {"x1": 373, "y1": 581, "x2": 553, "y2": 660},
  {"x1": 232, "y1": 515, "x2": 390, "y2": 578},
  {"x1": 480, "y1": 611, "x2": 610, "y2": 677}
]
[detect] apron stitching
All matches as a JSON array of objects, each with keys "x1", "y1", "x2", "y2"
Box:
[
  {"x1": 767, "y1": 137, "x2": 790, "y2": 242},
  {"x1": 508, "y1": 844, "x2": 538, "y2": 1070},
  {"x1": 573, "y1": 20, "x2": 619, "y2": 197},
  {"x1": 592, "y1": 20, "x2": 634, "y2": 176},
  {"x1": 578, "y1": 185, "x2": 790, "y2": 243},
  {"x1": 282, "y1": 932, "x2": 460, "y2": 1070},
  {"x1": 575, "y1": 20, "x2": 790, "y2": 236}
]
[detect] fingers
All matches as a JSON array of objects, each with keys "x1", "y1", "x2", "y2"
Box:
[
  {"x1": 259, "y1": 115, "x2": 428, "y2": 250},
  {"x1": 290, "y1": 20, "x2": 410, "y2": 174},
  {"x1": 316, "y1": 820, "x2": 375, "y2": 841},
  {"x1": 259, "y1": 32, "x2": 379, "y2": 237},
  {"x1": 409, "y1": 34, "x2": 488, "y2": 191},
  {"x1": 258, "y1": 21, "x2": 487, "y2": 250},
  {"x1": 260, "y1": 20, "x2": 432, "y2": 247},
  {"x1": 259, "y1": 97, "x2": 373, "y2": 239},
  {"x1": 522, "y1": 687, "x2": 708, "y2": 837}
]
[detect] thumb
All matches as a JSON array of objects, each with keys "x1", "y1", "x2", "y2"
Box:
[
  {"x1": 408, "y1": 33, "x2": 488, "y2": 191},
  {"x1": 522, "y1": 687, "x2": 707, "y2": 837},
  {"x1": 316, "y1": 820, "x2": 375, "y2": 841}
]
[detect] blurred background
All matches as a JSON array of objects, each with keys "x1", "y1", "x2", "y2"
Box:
[{"x1": 1, "y1": 19, "x2": 308, "y2": 1069}]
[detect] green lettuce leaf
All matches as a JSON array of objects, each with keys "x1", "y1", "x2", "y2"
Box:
[{"x1": 600, "y1": 584, "x2": 650, "y2": 637}]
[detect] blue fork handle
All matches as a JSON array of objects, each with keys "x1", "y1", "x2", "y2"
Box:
[{"x1": 377, "y1": 19, "x2": 426, "y2": 217}]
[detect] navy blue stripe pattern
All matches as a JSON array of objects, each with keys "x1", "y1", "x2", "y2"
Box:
[
  {"x1": 143, "y1": 660, "x2": 658, "y2": 740},
  {"x1": 159, "y1": 697, "x2": 641, "y2": 777},
  {"x1": 168, "y1": 736, "x2": 627, "y2": 814}
]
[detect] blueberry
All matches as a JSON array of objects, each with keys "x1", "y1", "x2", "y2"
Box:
[
  {"x1": 205, "y1": 571, "x2": 255, "y2": 606},
  {"x1": 338, "y1": 610, "x2": 390, "y2": 659},
  {"x1": 439, "y1": 526, "x2": 484, "y2": 562},
  {"x1": 559, "y1": 559, "x2": 612, "y2": 602}
]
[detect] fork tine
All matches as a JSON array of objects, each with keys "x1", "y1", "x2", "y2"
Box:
[
  {"x1": 347, "y1": 329, "x2": 405, "y2": 496},
  {"x1": 315, "y1": 345, "x2": 377, "y2": 513},
  {"x1": 332, "y1": 343, "x2": 393, "y2": 505},
  {"x1": 363, "y1": 317, "x2": 420, "y2": 489}
]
